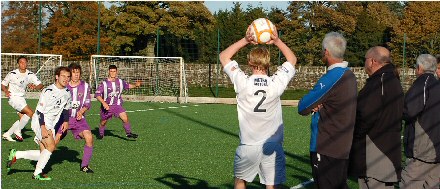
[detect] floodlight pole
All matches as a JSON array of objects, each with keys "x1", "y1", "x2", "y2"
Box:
[
  {"x1": 97, "y1": 1, "x2": 101, "y2": 55},
  {"x1": 402, "y1": 33, "x2": 406, "y2": 88},
  {"x1": 216, "y1": 28, "x2": 220, "y2": 98}
]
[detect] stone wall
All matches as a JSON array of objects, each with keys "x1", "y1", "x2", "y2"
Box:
[
  {"x1": 62, "y1": 61, "x2": 417, "y2": 91},
  {"x1": 185, "y1": 63, "x2": 417, "y2": 91}
]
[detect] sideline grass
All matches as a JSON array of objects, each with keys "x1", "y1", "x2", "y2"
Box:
[{"x1": 1, "y1": 98, "x2": 356, "y2": 188}]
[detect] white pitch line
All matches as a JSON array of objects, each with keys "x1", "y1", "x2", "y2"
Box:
[
  {"x1": 291, "y1": 178, "x2": 314, "y2": 189},
  {"x1": 2, "y1": 104, "x2": 200, "y2": 115}
]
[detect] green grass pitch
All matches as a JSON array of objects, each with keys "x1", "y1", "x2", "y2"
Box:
[{"x1": 1, "y1": 98, "x2": 357, "y2": 188}]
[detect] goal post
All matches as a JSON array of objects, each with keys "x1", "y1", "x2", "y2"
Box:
[
  {"x1": 1, "y1": 53, "x2": 63, "y2": 93},
  {"x1": 90, "y1": 55, "x2": 188, "y2": 103}
]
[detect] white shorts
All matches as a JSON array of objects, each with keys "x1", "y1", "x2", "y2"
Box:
[
  {"x1": 8, "y1": 96, "x2": 28, "y2": 112},
  {"x1": 31, "y1": 114, "x2": 56, "y2": 144},
  {"x1": 234, "y1": 142, "x2": 286, "y2": 185}
]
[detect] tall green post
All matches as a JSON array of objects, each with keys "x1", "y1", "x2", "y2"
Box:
[
  {"x1": 216, "y1": 29, "x2": 220, "y2": 98},
  {"x1": 38, "y1": 2, "x2": 42, "y2": 71},
  {"x1": 402, "y1": 33, "x2": 406, "y2": 88},
  {"x1": 96, "y1": 1, "x2": 101, "y2": 55},
  {"x1": 155, "y1": 29, "x2": 160, "y2": 96},
  {"x1": 95, "y1": 2, "x2": 101, "y2": 89}
]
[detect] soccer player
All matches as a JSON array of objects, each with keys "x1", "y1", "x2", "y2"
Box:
[
  {"x1": 219, "y1": 26, "x2": 297, "y2": 189},
  {"x1": 54, "y1": 63, "x2": 94, "y2": 173},
  {"x1": 6, "y1": 66, "x2": 72, "y2": 180},
  {"x1": 95, "y1": 65, "x2": 140, "y2": 139},
  {"x1": 2, "y1": 56, "x2": 43, "y2": 142}
]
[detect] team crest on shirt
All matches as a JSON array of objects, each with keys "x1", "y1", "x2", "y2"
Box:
[
  {"x1": 109, "y1": 92, "x2": 119, "y2": 97},
  {"x1": 78, "y1": 93, "x2": 83, "y2": 98},
  {"x1": 281, "y1": 66, "x2": 289, "y2": 73}
]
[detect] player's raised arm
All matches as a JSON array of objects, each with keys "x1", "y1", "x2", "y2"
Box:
[{"x1": 219, "y1": 26, "x2": 256, "y2": 67}]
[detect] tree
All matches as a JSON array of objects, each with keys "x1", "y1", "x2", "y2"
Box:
[
  {"x1": 1, "y1": 1, "x2": 41, "y2": 53},
  {"x1": 390, "y1": 2, "x2": 440, "y2": 67},
  {"x1": 41, "y1": 2, "x2": 111, "y2": 60},
  {"x1": 102, "y1": 1, "x2": 215, "y2": 57},
  {"x1": 345, "y1": 2, "x2": 391, "y2": 66}
]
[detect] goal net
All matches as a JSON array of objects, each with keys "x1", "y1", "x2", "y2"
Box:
[
  {"x1": 1, "y1": 53, "x2": 63, "y2": 93},
  {"x1": 90, "y1": 55, "x2": 188, "y2": 103}
]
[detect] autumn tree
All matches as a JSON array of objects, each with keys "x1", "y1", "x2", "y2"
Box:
[
  {"x1": 390, "y1": 1, "x2": 440, "y2": 67},
  {"x1": 102, "y1": 1, "x2": 215, "y2": 58},
  {"x1": 41, "y1": 2, "x2": 111, "y2": 60},
  {"x1": 1, "y1": 1, "x2": 41, "y2": 53}
]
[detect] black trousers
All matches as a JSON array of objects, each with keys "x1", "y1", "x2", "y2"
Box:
[{"x1": 310, "y1": 152, "x2": 349, "y2": 189}]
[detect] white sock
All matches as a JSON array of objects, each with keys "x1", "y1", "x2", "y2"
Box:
[
  {"x1": 17, "y1": 114, "x2": 30, "y2": 131},
  {"x1": 16, "y1": 150, "x2": 40, "y2": 161},
  {"x1": 5, "y1": 120, "x2": 19, "y2": 135},
  {"x1": 34, "y1": 149, "x2": 52, "y2": 176}
]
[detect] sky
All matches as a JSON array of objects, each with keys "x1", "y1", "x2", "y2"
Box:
[{"x1": 203, "y1": 1, "x2": 290, "y2": 13}]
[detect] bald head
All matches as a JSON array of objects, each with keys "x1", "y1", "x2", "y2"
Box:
[{"x1": 366, "y1": 46, "x2": 391, "y2": 65}]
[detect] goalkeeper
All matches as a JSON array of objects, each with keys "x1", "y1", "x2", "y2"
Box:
[{"x1": 95, "y1": 65, "x2": 140, "y2": 140}]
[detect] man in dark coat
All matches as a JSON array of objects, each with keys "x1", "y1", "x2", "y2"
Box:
[
  {"x1": 401, "y1": 54, "x2": 440, "y2": 189},
  {"x1": 348, "y1": 46, "x2": 403, "y2": 189}
]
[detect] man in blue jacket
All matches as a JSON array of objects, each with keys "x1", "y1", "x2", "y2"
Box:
[{"x1": 298, "y1": 32, "x2": 357, "y2": 189}]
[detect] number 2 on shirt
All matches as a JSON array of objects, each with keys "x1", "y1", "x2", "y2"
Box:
[{"x1": 254, "y1": 90, "x2": 267, "y2": 112}]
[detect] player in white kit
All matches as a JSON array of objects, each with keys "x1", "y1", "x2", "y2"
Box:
[
  {"x1": 6, "y1": 66, "x2": 71, "y2": 180},
  {"x1": 2, "y1": 56, "x2": 43, "y2": 142},
  {"x1": 219, "y1": 26, "x2": 297, "y2": 189}
]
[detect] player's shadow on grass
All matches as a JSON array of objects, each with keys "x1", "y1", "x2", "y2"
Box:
[
  {"x1": 43, "y1": 146, "x2": 81, "y2": 173},
  {"x1": 7, "y1": 167, "x2": 34, "y2": 175},
  {"x1": 91, "y1": 128, "x2": 134, "y2": 141},
  {"x1": 155, "y1": 173, "x2": 219, "y2": 189}
]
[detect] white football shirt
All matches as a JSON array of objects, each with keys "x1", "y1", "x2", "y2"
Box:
[
  {"x1": 35, "y1": 84, "x2": 72, "y2": 129},
  {"x1": 1, "y1": 69, "x2": 42, "y2": 97},
  {"x1": 224, "y1": 61, "x2": 296, "y2": 145}
]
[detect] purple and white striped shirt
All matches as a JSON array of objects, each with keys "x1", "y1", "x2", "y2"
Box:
[
  {"x1": 95, "y1": 78, "x2": 129, "y2": 106},
  {"x1": 67, "y1": 80, "x2": 91, "y2": 118}
]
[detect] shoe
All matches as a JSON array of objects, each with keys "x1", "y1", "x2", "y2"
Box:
[
  {"x1": 32, "y1": 173, "x2": 52, "y2": 181},
  {"x1": 2, "y1": 133, "x2": 16, "y2": 142},
  {"x1": 7, "y1": 149, "x2": 17, "y2": 172},
  {"x1": 14, "y1": 134, "x2": 23, "y2": 142},
  {"x1": 14, "y1": 131, "x2": 23, "y2": 142},
  {"x1": 126, "y1": 133, "x2": 138, "y2": 139},
  {"x1": 80, "y1": 166, "x2": 94, "y2": 173}
]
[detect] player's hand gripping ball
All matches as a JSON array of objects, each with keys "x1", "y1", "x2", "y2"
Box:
[{"x1": 248, "y1": 18, "x2": 276, "y2": 44}]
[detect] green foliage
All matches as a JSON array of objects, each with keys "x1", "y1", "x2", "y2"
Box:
[
  {"x1": 102, "y1": 1, "x2": 215, "y2": 57},
  {"x1": 346, "y1": 10, "x2": 388, "y2": 67}
]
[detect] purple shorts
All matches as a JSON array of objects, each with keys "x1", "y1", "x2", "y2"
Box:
[
  {"x1": 68, "y1": 118, "x2": 91, "y2": 140},
  {"x1": 100, "y1": 105, "x2": 126, "y2": 120}
]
